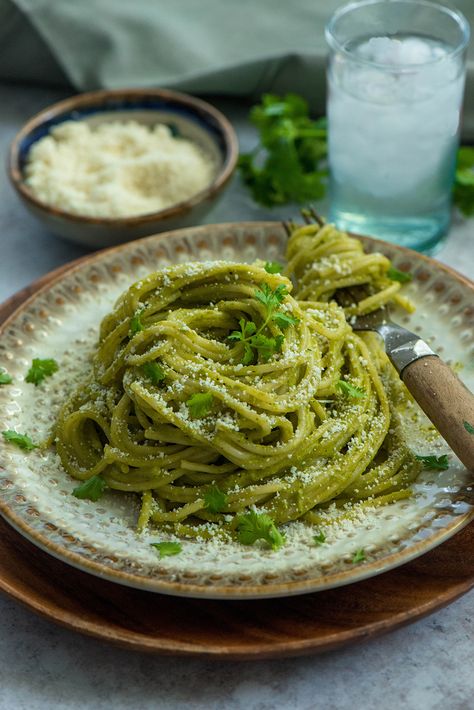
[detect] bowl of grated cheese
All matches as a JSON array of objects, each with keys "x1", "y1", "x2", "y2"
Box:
[{"x1": 9, "y1": 88, "x2": 239, "y2": 248}]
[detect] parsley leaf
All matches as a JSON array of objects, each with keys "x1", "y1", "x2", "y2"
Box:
[
  {"x1": 255, "y1": 283, "x2": 288, "y2": 311},
  {"x1": 238, "y1": 93, "x2": 327, "y2": 207},
  {"x1": 387, "y1": 266, "x2": 412, "y2": 283},
  {"x1": 151, "y1": 541, "x2": 182, "y2": 558},
  {"x1": 352, "y1": 549, "x2": 366, "y2": 563},
  {"x1": 186, "y1": 392, "x2": 214, "y2": 418},
  {"x1": 464, "y1": 420, "x2": 474, "y2": 435},
  {"x1": 204, "y1": 484, "x2": 228, "y2": 514},
  {"x1": 72, "y1": 475, "x2": 107, "y2": 502},
  {"x1": 314, "y1": 531, "x2": 326, "y2": 545},
  {"x1": 129, "y1": 308, "x2": 145, "y2": 335},
  {"x1": 142, "y1": 361, "x2": 166, "y2": 385},
  {"x1": 416, "y1": 454, "x2": 449, "y2": 470},
  {"x1": 236, "y1": 510, "x2": 285, "y2": 550},
  {"x1": 25, "y1": 358, "x2": 58, "y2": 386},
  {"x1": 2, "y1": 429, "x2": 38, "y2": 451},
  {"x1": 264, "y1": 261, "x2": 284, "y2": 274},
  {"x1": 0, "y1": 371, "x2": 12, "y2": 385},
  {"x1": 337, "y1": 380, "x2": 366, "y2": 398},
  {"x1": 249, "y1": 333, "x2": 283, "y2": 362}
]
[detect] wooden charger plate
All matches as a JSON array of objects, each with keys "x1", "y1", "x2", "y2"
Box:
[{"x1": 0, "y1": 256, "x2": 473, "y2": 658}]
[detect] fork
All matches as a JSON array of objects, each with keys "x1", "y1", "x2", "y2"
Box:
[
  {"x1": 284, "y1": 210, "x2": 474, "y2": 471},
  {"x1": 346, "y1": 299, "x2": 474, "y2": 471}
]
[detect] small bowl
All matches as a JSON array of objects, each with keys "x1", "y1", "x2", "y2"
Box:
[{"x1": 9, "y1": 88, "x2": 239, "y2": 249}]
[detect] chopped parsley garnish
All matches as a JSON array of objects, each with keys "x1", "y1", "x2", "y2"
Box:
[
  {"x1": 352, "y1": 549, "x2": 366, "y2": 563},
  {"x1": 236, "y1": 510, "x2": 285, "y2": 550},
  {"x1": 464, "y1": 420, "x2": 474, "y2": 435},
  {"x1": 72, "y1": 475, "x2": 107, "y2": 502},
  {"x1": 129, "y1": 308, "x2": 145, "y2": 335},
  {"x1": 416, "y1": 454, "x2": 449, "y2": 471},
  {"x1": 387, "y1": 266, "x2": 412, "y2": 283},
  {"x1": 238, "y1": 93, "x2": 327, "y2": 207},
  {"x1": 25, "y1": 358, "x2": 58, "y2": 386},
  {"x1": 0, "y1": 371, "x2": 12, "y2": 385},
  {"x1": 204, "y1": 484, "x2": 228, "y2": 514},
  {"x1": 337, "y1": 380, "x2": 366, "y2": 398},
  {"x1": 2, "y1": 430, "x2": 38, "y2": 451},
  {"x1": 186, "y1": 392, "x2": 214, "y2": 418},
  {"x1": 264, "y1": 261, "x2": 284, "y2": 274},
  {"x1": 314, "y1": 531, "x2": 326, "y2": 545},
  {"x1": 142, "y1": 361, "x2": 166, "y2": 385},
  {"x1": 150, "y1": 541, "x2": 182, "y2": 558}
]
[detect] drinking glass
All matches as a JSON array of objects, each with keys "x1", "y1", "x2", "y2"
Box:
[{"x1": 325, "y1": 0, "x2": 470, "y2": 253}]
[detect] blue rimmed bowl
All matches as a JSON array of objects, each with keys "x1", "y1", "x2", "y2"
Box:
[{"x1": 8, "y1": 88, "x2": 239, "y2": 249}]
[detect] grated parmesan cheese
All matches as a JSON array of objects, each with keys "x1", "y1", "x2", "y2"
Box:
[{"x1": 24, "y1": 120, "x2": 218, "y2": 218}]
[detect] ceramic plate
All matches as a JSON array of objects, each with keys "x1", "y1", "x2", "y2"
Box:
[{"x1": 0, "y1": 222, "x2": 473, "y2": 599}]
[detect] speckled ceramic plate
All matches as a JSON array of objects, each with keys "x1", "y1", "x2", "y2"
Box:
[{"x1": 0, "y1": 222, "x2": 473, "y2": 599}]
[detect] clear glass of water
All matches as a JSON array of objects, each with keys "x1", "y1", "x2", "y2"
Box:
[{"x1": 325, "y1": 0, "x2": 470, "y2": 253}]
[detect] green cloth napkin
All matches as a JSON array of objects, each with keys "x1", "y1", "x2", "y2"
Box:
[{"x1": 2, "y1": 0, "x2": 473, "y2": 136}]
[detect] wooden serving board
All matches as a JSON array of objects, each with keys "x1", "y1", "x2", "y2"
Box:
[{"x1": 0, "y1": 263, "x2": 473, "y2": 658}]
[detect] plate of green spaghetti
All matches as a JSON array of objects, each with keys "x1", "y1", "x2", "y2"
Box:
[{"x1": 0, "y1": 220, "x2": 473, "y2": 598}]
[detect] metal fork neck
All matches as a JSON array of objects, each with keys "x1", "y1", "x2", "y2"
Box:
[{"x1": 376, "y1": 322, "x2": 437, "y2": 375}]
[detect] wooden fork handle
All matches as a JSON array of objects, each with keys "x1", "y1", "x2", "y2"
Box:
[{"x1": 401, "y1": 355, "x2": 474, "y2": 471}]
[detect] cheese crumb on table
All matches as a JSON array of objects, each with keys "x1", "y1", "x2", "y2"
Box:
[{"x1": 24, "y1": 120, "x2": 217, "y2": 218}]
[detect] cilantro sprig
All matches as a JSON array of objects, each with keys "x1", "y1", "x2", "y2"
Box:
[
  {"x1": 236, "y1": 510, "x2": 285, "y2": 550},
  {"x1": 142, "y1": 361, "x2": 166, "y2": 385},
  {"x1": 352, "y1": 549, "x2": 366, "y2": 563},
  {"x1": 186, "y1": 392, "x2": 214, "y2": 418},
  {"x1": 25, "y1": 358, "x2": 58, "y2": 386},
  {"x1": 387, "y1": 266, "x2": 412, "y2": 283},
  {"x1": 129, "y1": 307, "x2": 145, "y2": 335},
  {"x1": 264, "y1": 261, "x2": 284, "y2": 274},
  {"x1": 151, "y1": 541, "x2": 182, "y2": 558},
  {"x1": 238, "y1": 93, "x2": 327, "y2": 206},
  {"x1": 204, "y1": 484, "x2": 228, "y2": 514},
  {"x1": 0, "y1": 371, "x2": 12, "y2": 385},
  {"x1": 2, "y1": 429, "x2": 38, "y2": 451},
  {"x1": 416, "y1": 454, "x2": 449, "y2": 471},
  {"x1": 228, "y1": 283, "x2": 298, "y2": 365},
  {"x1": 314, "y1": 531, "x2": 326, "y2": 546},
  {"x1": 337, "y1": 380, "x2": 366, "y2": 399},
  {"x1": 72, "y1": 475, "x2": 107, "y2": 502}
]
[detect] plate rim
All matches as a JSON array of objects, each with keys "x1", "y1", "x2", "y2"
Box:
[{"x1": 0, "y1": 221, "x2": 473, "y2": 599}]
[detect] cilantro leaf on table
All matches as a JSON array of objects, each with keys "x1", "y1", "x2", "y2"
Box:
[
  {"x1": 204, "y1": 485, "x2": 228, "y2": 514},
  {"x1": 416, "y1": 454, "x2": 449, "y2": 471},
  {"x1": 25, "y1": 358, "x2": 58, "y2": 386},
  {"x1": 337, "y1": 380, "x2": 366, "y2": 398},
  {"x1": 72, "y1": 475, "x2": 107, "y2": 502},
  {"x1": 142, "y1": 361, "x2": 166, "y2": 385},
  {"x1": 151, "y1": 541, "x2": 182, "y2": 558},
  {"x1": 2, "y1": 429, "x2": 38, "y2": 451},
  {"x1": 0, "y1": 372, "x2": 12, "y2": 385},
  {"x1": 186, "y1": 392, "x2": 214, "y2": 418},
  {"x1": 236, "y1": 510, "x2": 285, "y2": 550},
  {"x1": 387, "y1": 266, "x2": 412, "y2": 283},
  {"x1": 238, "y1": 94, "x2": 327, "y2": 207}
]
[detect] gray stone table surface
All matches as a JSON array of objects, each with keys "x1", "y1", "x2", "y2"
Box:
[{"x1": 0, "y1": 84, "x2": 473, "y2": 710}]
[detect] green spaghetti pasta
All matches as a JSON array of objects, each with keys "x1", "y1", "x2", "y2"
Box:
[{"x1": 55, "y1": 221, "x2": 421, "y2": 540}]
